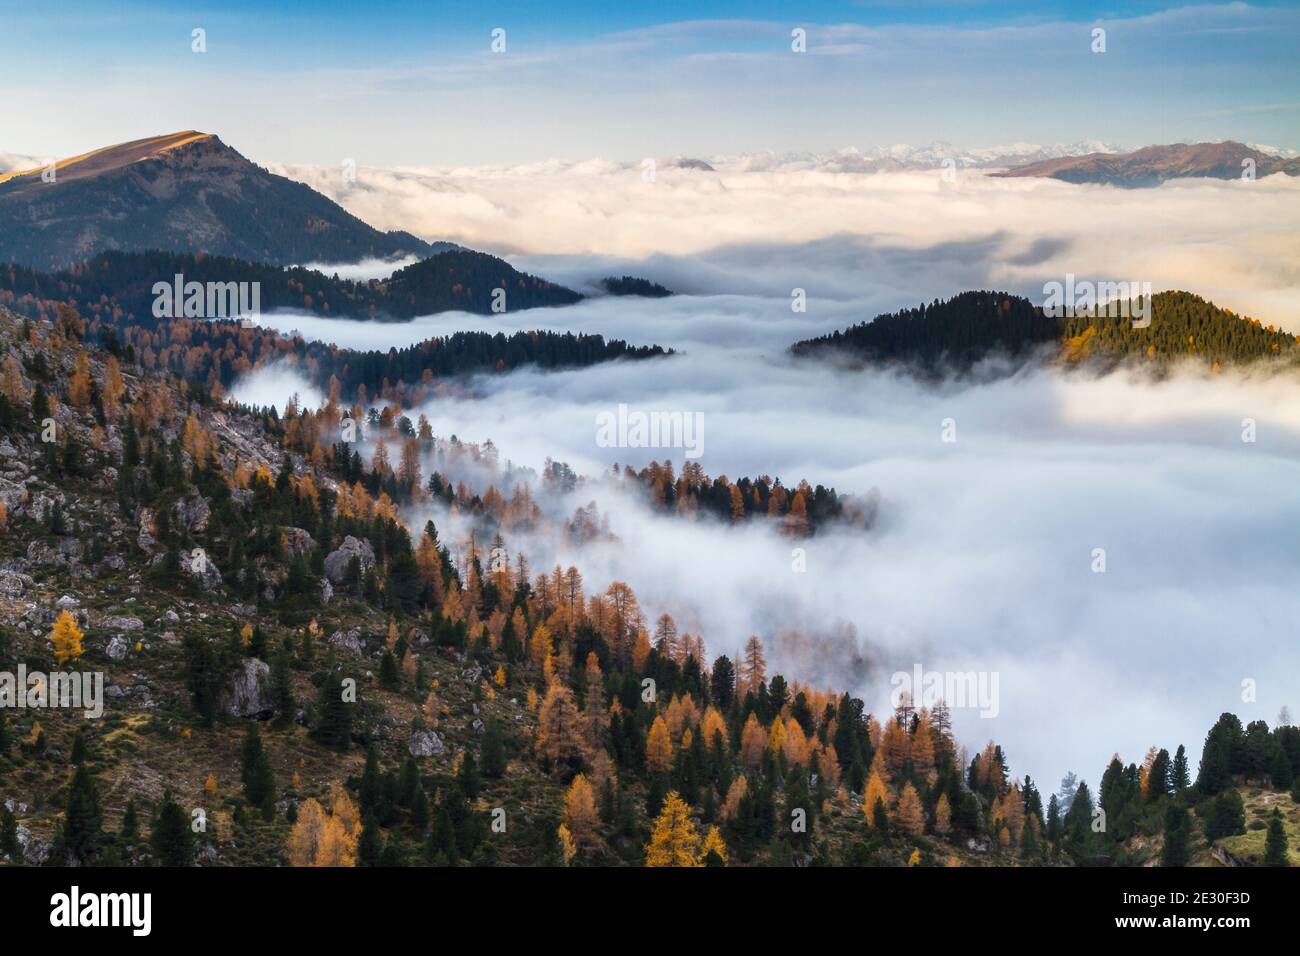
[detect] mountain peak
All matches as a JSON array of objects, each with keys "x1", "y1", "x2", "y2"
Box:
[
  {"x1": 0, "y1": 131, "x2": 430, "y2": 270},
  {"x1": 0, "y1": 130, "x2": 217, "y2": 187}
]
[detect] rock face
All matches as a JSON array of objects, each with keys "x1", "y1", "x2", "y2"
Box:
[
  {"x1": 408, "y1": 730, "x2": 444, "y2": 757},
  {"x1": 183, "y1": 549, "x2": 223, "y2": 592},
  {"x1": 173, "y1": 492, "x2": 211, "y2": 533},
  {"x1": 223, "y1": 658, "x2": 275, "y2": 718},
  {"x1": 328, "y1": 627, "x2": 365, "y2": 656},
  {"x1": 323, "y1": 536, "x2": 375, "y2": 584}
]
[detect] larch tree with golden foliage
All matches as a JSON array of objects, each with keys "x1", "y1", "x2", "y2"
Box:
[
  {"x1": 645, "y1": 715, "x2": 674, "y2": 774},
  {"x1": 1, "y1": 355, "x2": 28, "y2": 404},
  {"x1": 535, "y1": 681, "x2": 586, "y2": 771},
  {"x1": 896, "y1": 782, "x2": 926, "y2": 836},
  {"x1": 49, "y1": 610, "x2": 85, "y2": 667},
  {"x1": 863, "y1": 769, "x2": 890, "y2": 828},
  {"x1": 645, "y1": 791, "x2": 703, "y2": 867},
  {"x1": 563, "y1": 773, "x2": 600, "y2": 852},
  {"x1": 287, "y1": 797, "x2": 358, "y2": 867},
  {"x1": 738, "y1": 635, "x2": 767, "y2": 699}
]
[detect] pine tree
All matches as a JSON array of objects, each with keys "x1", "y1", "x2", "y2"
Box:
[
  {"x1": 240, "y1": 724, "x2": 276, "y2": 815},
  {"x1": 120, "y1": 798, "x2": 139, "y2": 844},
  {"x1": 1264, "y1": 809, "x2": 1289, "y2": 866},
  {"x1": 357, "y1": 813, "x2": 382, "y2": 867},
  {"x1": 151, "y1": 790, "x2": 193, "y2": 866},
  {"x1": 457, "y1": 750, "x2": 481, "y2": 800},
  {"x1": 62, "y1": 763, "x2": 103, "y2": 862},
  {"x1": 0, "y1": 803, "x2": 20, "y2": 862},
  {"x1": 1160, "y1": 802, "x2": 1190, "y2": 866},
  {"x1": 314, "y1": 670, "x2": 353, "y2": 749},
  {"x1": 481, "y1": 719, "x2": 507, "y2": 778}
]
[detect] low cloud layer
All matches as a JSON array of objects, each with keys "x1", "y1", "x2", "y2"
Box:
[
  {"x1": 274, "y1": 161, "x2": 1300, "y2": 332},
  {"x1": 234, "y1": 152, "x2": 1300, "y2": 792},
  {"x1": 234, "y1": 322, "x2": 1300, "y2": 790}
]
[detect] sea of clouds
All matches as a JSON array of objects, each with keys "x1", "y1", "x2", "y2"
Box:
[{"x1": 233, "y1": 161, "x2": 1300, "y2": 791}]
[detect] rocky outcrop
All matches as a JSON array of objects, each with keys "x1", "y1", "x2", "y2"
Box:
[
  {"x1": 328, "y1": 627, "x2": 365, "y2": 656},
  {"x1": 183, "y1": 549, "x2": 223, "y2": 592},
  {"x1": 173, "y1": 491, "x2": 211, "y2": 533},
  {"x1": 222, "y1": 658, "x2": 274, "y2": 718},
  {"x1": 408, "y1": 730, "x2": 444, "y2": 757},
  {"x1": 323, "y1": 535, "x2": 374, "y2": 584}
]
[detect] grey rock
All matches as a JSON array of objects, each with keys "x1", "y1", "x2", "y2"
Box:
[
  {"x1": 105, "y1": 635, "x2": 130, "y2": 661},
  {"x1": 17, "y1": 826, "x2": 51, "y2": 866},
  {"x1": 408, "y1": 730, "x2": 445, "y2": 757},
  {"x1": 101, "y1": 615, "x2": 144, "y2": 631},
  {"x1": 222, "y1": 658, "x2": 275, "y2": 718},
  {"x1": 323, "y1": 535, "x2": 375, "y2": 584},
  {"x1": 0, "y1": 570, "x2": 33, "y2": 598},
  {"x1": 173, "y1": 492, "x2": 211, "y2": 533},
  {"x1": 320, "y1": 577, "x2": 334, "y2": 604},
  {"x1": 328, "y1": 627, "x2": 365, "y2": 656},
  {"x1": 183, "y1": 550, "x2": 223, "y2": 592}
]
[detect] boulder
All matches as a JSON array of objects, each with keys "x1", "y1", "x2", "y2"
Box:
[
  {"x1": 0, "y1": 569, "x2": 33, "y2": 598},
  {"x1": 328, "y1": 627, "x2": 365, "y2": 656},
  {"x1": 408, "y1": 730, "x2": 445, "y2": 757},
  {"x1": 222, "y1": 658, "x2": 275, "y2": 718},
  {"x1": 183, "y1": 550, "x2": 223, "y2": 592},
  {"x1": 323, "y1": 535, "x2": 375, "y2": 584},
  {"x1": 105, "y1": 635, "x2": 130, "y2": 661},
  {"x1": 101, "y1": 615, "x2": 144, "y2": 631}
]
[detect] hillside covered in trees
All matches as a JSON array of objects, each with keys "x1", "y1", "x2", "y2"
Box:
[
  {"x1": 0, "y1": 303, "x2": 1293, "y2": 869},
  {"x1": 0, "y1": 248, "x2": 583, "y2": 326},
  {"x1": 792, "y1": 290, "x2": 1298, "y2": 374}
]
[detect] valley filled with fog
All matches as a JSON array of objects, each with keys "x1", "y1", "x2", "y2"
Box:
[{"x1": 233, "y1": 165, "x2": 1300, "y2": 793}]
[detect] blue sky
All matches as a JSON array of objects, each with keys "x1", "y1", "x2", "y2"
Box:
[{"x1": 1, "y1": 1, "x2": 1296, "y2": 164}]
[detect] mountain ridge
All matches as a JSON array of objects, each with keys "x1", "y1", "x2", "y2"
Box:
[
  {"x1": 992, "y1": 141, "x2": 1300, "y2": 186},
  {"x1": 0, "y1": 132, "x2": 433, "y2": 270}
]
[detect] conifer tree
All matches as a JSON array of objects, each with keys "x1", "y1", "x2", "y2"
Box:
[
  {"x1": 1160, "y1": 802, "x2": 1190, "y2": 867},
  {"x1": 48, "y1": 610, "x2": 85, "y2": 667},
  {"x1": 645, "y1": 790, "x2": 703, "y2": 866},
  {"x1": 1264, "y1": 808, "x2": 1289, "y2": 866},
  {"x1": 151, "y1": 790, "x2": 193, "y2": 866}
]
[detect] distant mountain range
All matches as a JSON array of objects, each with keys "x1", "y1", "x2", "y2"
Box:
[
  {"x1": 992, "y1": 141, "x2": 1300, "y2": 186},
  {"x1": 0, "y1": 131, "x2": 432, "y2": 270},
  {"x1": 719, "y1": 141, "x2": 1128, "y2": 173},
  {"x1": 791, "y1": 290, "x2": 1297, "y2": 373}
]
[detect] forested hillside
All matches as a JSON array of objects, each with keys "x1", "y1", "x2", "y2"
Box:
[
  {"x1": 0, "y1": 303, "x2": 1293, "y2": 868},
  {"x1": 792, "y1": 290, "x2": 1298, "y2": 373},
  {"x1": 0, "y1": 248, "x2": 582, "y2": 326}
]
